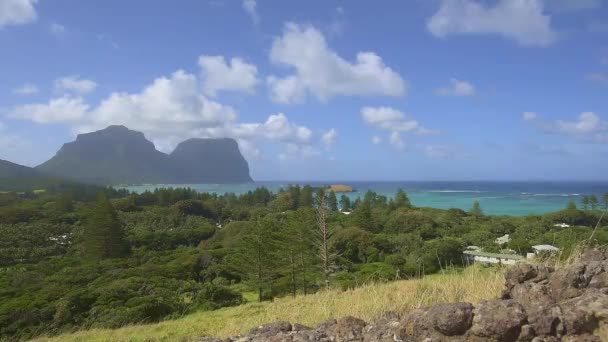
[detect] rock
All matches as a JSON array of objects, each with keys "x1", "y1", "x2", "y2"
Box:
[
  {"x1": 248, "y1": 321, "x2": 292, "y2": 336},
  {"x1": 335, "y1": 316, "x2": 367, "y2": 341},
  {"x1": 428, "y1": 302, "x2": 473, "y2": 336},
  {"x1": 469, "y1": 299, "x2": 527, "y2": 341}
]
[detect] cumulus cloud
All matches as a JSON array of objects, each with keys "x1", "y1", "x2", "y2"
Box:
[
  {"x1": 12, "y1": 83, "x2": 38, "y2": 95},
  {"x1": 242, "y1": 0, "x2": 259, "y2": 24},
  {"x1": 267, "y1": 23, "x2": 406, "y2": 103},
  {"x1": 7, "y1": 62, "x2": 325, "y2": 161},
  {"x1": 523, "y1": 111, "x2": 608, "y2": 143},
  {"x1": 278, "y1": 143, "x2": 321, "y2": 161},
  {"x1": 361, "y1": 106, "x2": 431, "y2": 133},
  {"x1": 427, "y1": 0, "x2": 557, "y2": 47},
  {"x1": 435, "y1": 78, "x2": 476, "y2": 96},
  {"x1": 389, "y1": 131, "x2": 406, "y2": 149},
  {"x1": 371, "y1": 135, "x2": 382, "y2": 145},
  {"x1": 230, "y1": 113, "x2": 312, "y2": 145},
  {"x1": 9, "y1": 96, "x2": 89, "y2": 123},
  {"x1": 0, "y1": 0, "x2": 37, "y2": 28},
  {"x1": 199, "y1": 55, "x2": 259, "y2": 96},
  {"x1": 322, "y1": 128, "x2": 337, "y2": 148},
  {"x1": 55, "y1": 76, "x2": 97, "y2": 94},
  {"x1": 361, "y1": 106, "x2": 437, "y2": 150}
]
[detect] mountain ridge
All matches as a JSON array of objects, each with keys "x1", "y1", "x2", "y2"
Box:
[{"x1": 32, "y1": 125, "x2": 252, "y2": 185}]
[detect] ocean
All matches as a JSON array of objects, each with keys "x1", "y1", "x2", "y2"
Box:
[{"x1": 121, "y1": 181, "x2": 608, "y2": 216}]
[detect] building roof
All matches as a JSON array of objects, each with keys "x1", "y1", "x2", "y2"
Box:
[
  {"x1": 463, "y1": 250, "x2": 524, "y2": 260},
  {"x1": 532, "y1": 244, "x2": 560, "y2": 252},
  {"x1": 495, "y1": 234, "x2": 511, "y2": 245}
]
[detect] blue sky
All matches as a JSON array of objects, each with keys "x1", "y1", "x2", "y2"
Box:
[{"x1": 0, "y1": 0, "x2": 607, "y2": 181}]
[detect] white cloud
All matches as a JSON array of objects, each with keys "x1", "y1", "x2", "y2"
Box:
[
  {"x1": 279, "y1": 143, "x2": 321, "y2": 161},
  {"x1": 361, "y1": 106, "x2": 428, "y2": 133},
  {"x1": 9, "y1": 96, "x2": 89, "y2": 123},
  {"x1": 389, "y1": 131, "x2": 405, "y2": 149},
  {"x1": 0, "y1": 0, "x2": 37, "y2": 28},
  {"x1": 427, "y1": 0, "x2": 557, "y2": 47},
  {"x1": 12, "y1": 83, "x2": 38, "y2": 95},
  {"x1": 8, "y1": 64, "x2": 324, "y2": 161},
  {"x1": 361, "y1": 106, "x2": 437, "y2": 150},
  {"x1": 322, "y1": 128, "x2": 337, "y2": 148},
  {"x1": 199, "y1": 55, "x2": 259, "y2": 97},
  {"x1": 267, "y1": 23, "x2": 406, "y2": 103},
  {"x1": 435, "y1": 78, "x2": 476, "y2": 96},
  {"x1": 230, "y1": 113, "x2": 312, "y2": 144},
  {"x1": 50, "y1": 22, "x2": 66, "y2": 36},
  {"x1": 524, "y1": 111, "x2": 608, "y2": 143},
  {"x1": 242, "y1": 0, "x2": 259, "y2": 25},
  {"x1": 55, "y1": 76, "x2": 97, "y2": 94}
]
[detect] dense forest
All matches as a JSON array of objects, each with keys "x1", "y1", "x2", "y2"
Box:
[{"x1": 0, "y1": 185, "x2": 607, "y2": 340}]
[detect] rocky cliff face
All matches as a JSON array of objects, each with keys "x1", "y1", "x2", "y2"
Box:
[
  {"x1": 169, "y1": 138, "x2": 252, "y2": 183},
  {"x1": 36, "y1": 126, "x2": 252, "y2": 185},
  {"x1": 203, "y1": 249, "x2": 608, "y2": 341}
]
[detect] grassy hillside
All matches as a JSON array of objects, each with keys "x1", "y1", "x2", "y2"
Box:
[{"x1": 33, "y1": 266, "x2": 503, "y2": 342}]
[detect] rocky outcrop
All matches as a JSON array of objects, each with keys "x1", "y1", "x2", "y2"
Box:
[{"x1": 201, "y1": 248, "x2": 608, "y2": 341}]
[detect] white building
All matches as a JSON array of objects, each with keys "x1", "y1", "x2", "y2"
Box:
[
  {"x1": 532, "y1": 244, "x2": 560, "y2": 253},
  {"x1": 463, "y1": 250, "x2": 524, "y2": 265},
  {"x1": 553, "y1": 223, "x2": 570, "y2": 228},
  {"x1": 495, "y1": 234, "x2": 511, "y2": 246}
]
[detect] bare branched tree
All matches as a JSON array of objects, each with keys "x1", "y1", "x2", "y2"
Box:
[{"x1": 315, "y1": 189, "x2": 334, "y2": 289}]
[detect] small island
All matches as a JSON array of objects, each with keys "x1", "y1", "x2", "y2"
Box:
[{"x1": 327, "y1": 184, "x2": 355, "y2": 192}]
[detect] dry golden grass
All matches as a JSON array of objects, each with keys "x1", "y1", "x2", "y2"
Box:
[{"x1": 33, "y1": 266, "x2": 503, "y2": 342}]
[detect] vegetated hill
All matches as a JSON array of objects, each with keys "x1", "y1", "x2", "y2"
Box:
[
  {"x1": 0, "y1": 159, "x2": 39, "y2": 178},
  {"x1": 31, "y1": 266, "x2": 503, "y2": 342},
  {"x1": 0, "y1": 159, "x2": 65, "y2": 192},
  {"x1": 169, "y1": 138, "x2": 252, "y2": 183},
  {"x1": 36, "y1": 125, "x2": 252, "y2": 185}
]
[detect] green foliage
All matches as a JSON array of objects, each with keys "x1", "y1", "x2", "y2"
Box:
[
  {"x1": 82, "y1": 193, "x2": 129, "y2": 259},
  {"x1": 0, "y1": 185, "x2": 605, "y2": 341},
  {"x1": 469, "y1": 201, "x2": 484, "y2": 218}
]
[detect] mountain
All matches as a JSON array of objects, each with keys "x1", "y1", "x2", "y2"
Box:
[
  {"x1": 36, "y1": 125, "x2": 252, "y2": 185},
  {"x1": 0, "y1": 159, "x2": 39, "y2": 179},
  {"x1": 169, "y1": 138, "x2": 252, "y2": 183},
  {"x1": 0, "y1": 159, "x2": 65, "y2": 191}
]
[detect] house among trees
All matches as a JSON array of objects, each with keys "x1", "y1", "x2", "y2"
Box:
[
  {"x1": 494, "y1": 234, "x2": 511, "y2": 246},
  {"x1": 463, "y1": 250, "x2": 524, "y2": 265}
]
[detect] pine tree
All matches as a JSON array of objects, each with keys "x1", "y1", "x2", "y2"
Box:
[
  {"x1": 327, "y1": 191, "x2": 338, "y2": 212},
  {"x1": 232, "y1": 216, "x2": 282, "y2": 302},
  {"x1": 567, "y1": 200, "x2": 577, "y2": 210},
  {"x1": 469, "y1": 201, "x2": 484, "y2": 218},
  {"x1": 590, "y1": 195, "x2": 598, "y2": 210},
  {"x1": 83, "y1": 192, "x2": 129, "y2": 259},
  {"x1": 315, "y1": 189, "x2": 334, "y2": 289},
  {"x1": 339, "y1": 195, "x2": 351, "y2": 211},
  {"x1": 604, "y1": 193, "x2": 608, "y2": 210},
  {"x1": 299, "y1": 186, "x2": 313, "y2": 207},
  {"x1": 582, "y1": 196, "x2": 590, "y2": 210},
  {"x1": 394, "y1": 188, "x2": 412, "y2": 209}
]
